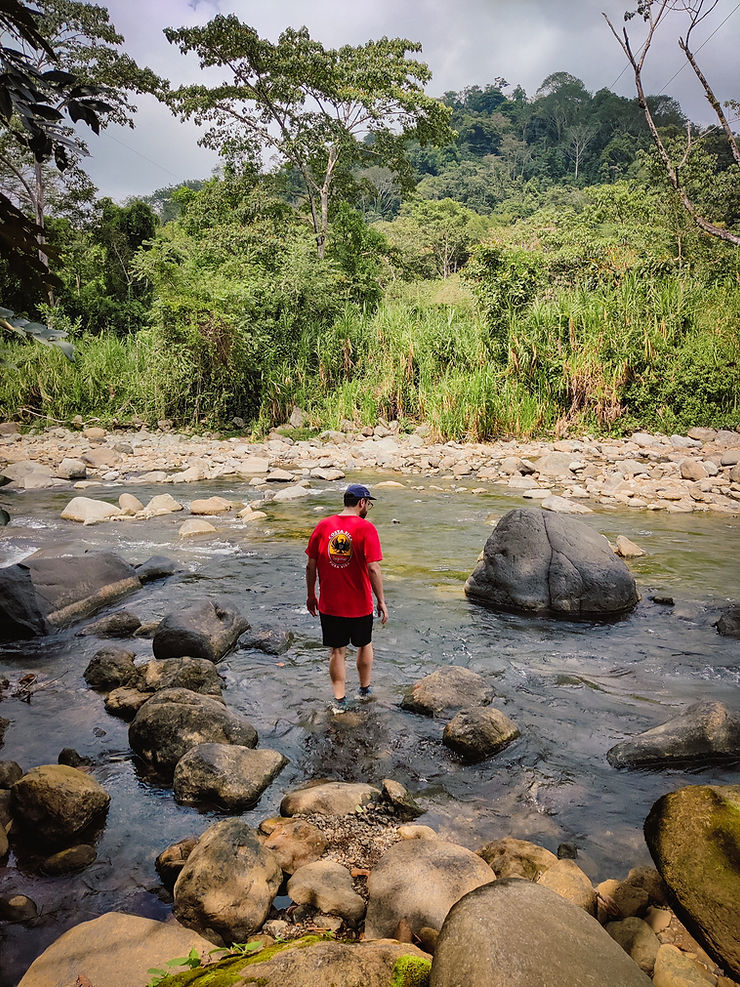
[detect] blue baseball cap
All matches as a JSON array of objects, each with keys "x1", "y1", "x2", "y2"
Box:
[{"x1": 345, "y1": 484, "x2": 376, "y2": 500}]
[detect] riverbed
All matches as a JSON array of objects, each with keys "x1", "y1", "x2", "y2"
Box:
[{"x1": 1, "y1": 473, "x2": 738, "y2": 985}]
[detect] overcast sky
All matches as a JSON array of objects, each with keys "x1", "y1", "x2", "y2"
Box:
[{"x1": 81, "y1": 0, "x2": 739, "y2": 201}]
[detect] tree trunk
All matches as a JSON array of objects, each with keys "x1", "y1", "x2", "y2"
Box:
[{"x1": 34, "y1": 161, "x2": 54, "y2": 305}]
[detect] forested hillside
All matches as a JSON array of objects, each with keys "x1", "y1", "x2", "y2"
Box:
[{"x1": 1, "y1": 2, "x2": 738, "y2": 438}]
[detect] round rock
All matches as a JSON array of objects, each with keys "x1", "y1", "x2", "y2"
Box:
[
  {"x1": 430, "y1": 878, "x2": 652, "y2": 986},
  {"x1": 280, "y1": 781, "x2": 381, "y2": 817},
  {"x1": 443, "y1": 706, "x2": 520, "y2": 762},
  {"x1": 173, "y1": 743, "x2": 287, "y2": 811},
  {"x1": 287, "y1": 860, "x2": 366, "y2": 925},
  {"x1": 11, "y1": 764, "x2": 110, "y2": 847},
  {"x1": 83, "y1": 648, "x2": 136, "y2": 690},
  {"x1": 401, "y1": 666, "x2": 495, "y2": 718}
]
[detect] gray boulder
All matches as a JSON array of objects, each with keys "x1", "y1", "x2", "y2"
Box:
[
  {"x1": 84, "y1": 648, "x2": 136, "y2": 691},
  {"x1": 364, "y1": 838, "x2": 495, "y2": 939},
  {"x1": 401, "y1": 666, "x2": 495, "y2": 718},
  {"x1": 443, "y1": 706, "x2": 520, "y2": 762},
  {"x1": 11, "y1": 764, "x2": 110, "y2": 847},
  {"x1": 135, "y1": 555, "x2": 179, "y2": 583},
  {"x1": 173, "y1": 818, "x2": 282, "y2": 944},
  {"x1": 173, "y1": 743, "x2": 287, "y2": 810},
  {"x1": 240, "y1": 626, "x2": 295, "y2": 655},
  {"x1": 287, "y1": 859, "x2": 366, "y2": 925},
  {"x1": 152, "y1": 600, "x2": 249, "y2": 663},
  {"x1": 128, "y1": 688, "x2": 258, "y2": 778},
  {"x1": 0, "y1": 552, "x2": 142, "y2": 641},
  {"x1": 129, "y1": 656, "x2": 223, "y2": 699},
  {"x1": 644, "y1": 784, "x2": 740, "y2": 978},
  {"x1": 464, "y1": 508, "x2": 639, "y2": 618},
  {"x1": 607, "y1": 700, "x2": 740, "y2": 769},
  {"x1": 430, "y1": 879, "x2": 652, "y2": 986}
]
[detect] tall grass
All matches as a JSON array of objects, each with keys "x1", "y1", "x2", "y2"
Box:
[{"x1": 2, "y1": 272, "x2": 738, "y2": 438}]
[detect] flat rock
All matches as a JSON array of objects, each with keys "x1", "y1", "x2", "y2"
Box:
[
  {"x1": 189, "y1": 496, "x2": 233, "y2": 515},
  {"x1": 179, "y1": 518, "x2": 217, "y2": 537},
  {"x1": 280, "y1": 781, "x2": 381, "y2": 817},
  {"x1": 607, "y1": 700, "x2": 740, "y2": 769},
  {"x1": 430, "y1": 878, "x2": 652, "y2": 986},
  {"x1": 541, "y1": 495, "x2": 594, "y2": 514},
  {"x1": 17, "y1": 912, "x2": 213, "y2": 987},
  {"x1": 60, "y1": 496, "x2": 121, "y2": 524},
  {"x1": 644, "y1": 784, "x2": 740, "y2": 978},
  {"x1": 401, "y1": 666, "x2": 495, "y2": 718},
  {"x1": 173, "y1": 743, "x2": 287, "y2": 810}
]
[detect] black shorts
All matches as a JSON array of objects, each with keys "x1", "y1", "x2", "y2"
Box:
[{"x1": 320, "y1": 612, "x2": 373, "y2": 648}]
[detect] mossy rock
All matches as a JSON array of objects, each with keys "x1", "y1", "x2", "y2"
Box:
[
  {"x1": 644, "y1": 784, "x2": 740, "y2": 979},
  {"x1": 159, "y1": 936, "x2": 430, "y2": 986}
]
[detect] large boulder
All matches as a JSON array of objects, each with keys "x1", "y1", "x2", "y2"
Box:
[
  {"x1": 280, "y1": 780, "x2": 381, "y2": 817},
  {"x1": 11, "y1": 764, "x2": 110, "y2": 847},
  {"x1": 442, "y1": 706, "x2": 520, "y2": 762},
  {"x1": 644, "y1": 784, "x2": 740, "y2": 978},
  {"x1": 401, "y1": 666, "x2": 495, "y2": 718},
  {"x1": 152, "y1": 600, "x2": 249, "y2": 663},
  {"x1": 0, "y1": 552, "x2": 141, "y2": 640},
  {"x1": 607, "y1": 701, "x2": 740, "y2": 769},
  {"x1": 430, "y1": 878, "x2": 652, "y2": 986},
  {"x1": 17, "y1": 912, "x2": 213, "y2": 987},
  {"x1": 128, "y1": 689, "x2": 258, "y2": 778},
  {"x1": 173, "y1": 818, "x2": 282, "y2": 944},
  {"x1": 464, "y1": 508, "x2": 639, "y2": 618},
  {"x1": 364, "y1": 838, "x2": 495, "y2": 939},
  {"x1": 173, "y1": 743, "x2": 287, "y2": 810}
]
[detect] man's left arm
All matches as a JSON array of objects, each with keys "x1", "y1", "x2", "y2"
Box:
[{"x1": 367, "y1": 561, "x2": 388, "y2": 625}]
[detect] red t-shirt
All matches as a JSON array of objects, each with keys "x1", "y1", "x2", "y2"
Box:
[{"x1": 305, "y1": 514, "x2": 383, "y2": 618}]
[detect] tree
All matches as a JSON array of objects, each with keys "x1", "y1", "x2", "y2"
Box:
[
  {"x1": 0, "y1": 0, "x2": 112, "y2": 296},
  {"x1": 1, "y1": 0, "x2": 164, "y2": 293},
  {"x1": 164, "y1": 16, "x2": 453, "y2": 257},
  {"x1": 604, "y1": 0, "x2": 740, "y2": 246}
]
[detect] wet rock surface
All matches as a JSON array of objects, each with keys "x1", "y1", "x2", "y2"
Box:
[
  {"x1": 10, "y1": 764, "x2": 110, "y2": 848},
  {"x1": 442, "y1": 705, "x2": 521, "y2": 762},
  {"x1": 152, "y1": 599, "x2": 249, "y2": 663},
  {"x1": 401, "y1": 665, "x2": 495, "y2": 718},
  {"x1": 173, "y1": 743, "x2": 287, "y2": 810}
]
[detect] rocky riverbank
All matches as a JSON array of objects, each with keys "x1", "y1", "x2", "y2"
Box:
[{"x1": 1, "y1": 419, "x2": 739, "y2": 515}]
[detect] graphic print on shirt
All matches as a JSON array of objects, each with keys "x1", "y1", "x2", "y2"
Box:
[{"x1": 328, "y1": 529, "x2": 353, "y2": 568}]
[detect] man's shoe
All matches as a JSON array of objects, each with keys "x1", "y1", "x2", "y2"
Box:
[
  {"x1": 355, "y1": 686, "x2": 373, "y2": 701},
  {"x1": 330, "y1": 696, "x2": 348, "y2": 714}
]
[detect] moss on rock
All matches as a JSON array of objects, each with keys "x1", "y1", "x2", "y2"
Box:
[{"x1": 389, "y1": 954, "x2": 432, "y2": 986}]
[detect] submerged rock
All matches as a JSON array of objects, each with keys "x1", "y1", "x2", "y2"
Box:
[
  {"x1": 442, "y1": 706, "x2": 520, "y2": 762},
  {"x1": 644, "y1": 784, "x2": 740, "y2": 978},
  {"x1": 607, "y1": 700, "x2": 740, "y2": 769},
  {"x1": 464, "y1": 508, "x2": 639, "y2": 619},
  {"x1": 152, "y1": 600, "x2": 249, "y2": 663},
  {"x1": 80, "y1": 609, "x2": 141, "y2": 638},
  {"x1": 430, "y1": 879, "x2": 651, "y2": 986}
]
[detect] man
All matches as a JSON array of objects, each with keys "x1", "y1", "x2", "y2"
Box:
[{"x1": 306, "y1": 483, "x2": 388, "y2": 711}]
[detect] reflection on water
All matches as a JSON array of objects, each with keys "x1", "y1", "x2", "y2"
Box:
[{"x1": 0, "y1": 475, "x2": 738, "y2": 984}]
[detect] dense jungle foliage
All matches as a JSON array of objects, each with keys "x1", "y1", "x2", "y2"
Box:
[{"x1": 1, "y1": 3, "x2": 738, "y2": 439}]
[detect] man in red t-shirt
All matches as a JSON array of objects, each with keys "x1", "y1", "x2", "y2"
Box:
[{"x1": 305, "y1": 483, "x2": 388, "y2": 710}]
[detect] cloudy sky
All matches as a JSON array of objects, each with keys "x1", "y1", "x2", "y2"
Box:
[{"x1": 81, "y1": 0, "x2": 739, "y2": 201}]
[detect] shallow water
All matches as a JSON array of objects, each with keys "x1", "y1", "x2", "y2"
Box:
[{"x1": 1, "y1": 474, "x2": 738, "y2": 984}]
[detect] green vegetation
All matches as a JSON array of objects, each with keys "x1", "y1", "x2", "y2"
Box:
[
  {"x1": 390, "y1": 954, "x2": 432, "y2": 986},
  {"x1": 1, "y1": 3, "x2": 738, "y2": 439}
]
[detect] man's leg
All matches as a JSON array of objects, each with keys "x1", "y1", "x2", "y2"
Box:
[
  {"x1": 329, "y1": 647, "x2": 347, "y2": 699},
  {"x1": 356, "y1": 643, "x2": 373, "y2": 689}
]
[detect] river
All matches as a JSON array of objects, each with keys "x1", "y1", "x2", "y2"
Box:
[{"x1": 1, "y1": 474, "x2": 738, "y2": 984}]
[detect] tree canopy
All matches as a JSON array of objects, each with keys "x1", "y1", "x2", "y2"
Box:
[{"x1": 163, "y1": 16, "x2": 454, "y2": 255}]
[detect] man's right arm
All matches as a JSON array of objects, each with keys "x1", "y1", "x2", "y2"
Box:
[{"x1": 306, "y1": 556, "x2": 319, "y2": 616}]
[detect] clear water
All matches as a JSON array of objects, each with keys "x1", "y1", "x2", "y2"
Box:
[{"x1": 1, "y1": 475, "x2": 738, "y2": 984}]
